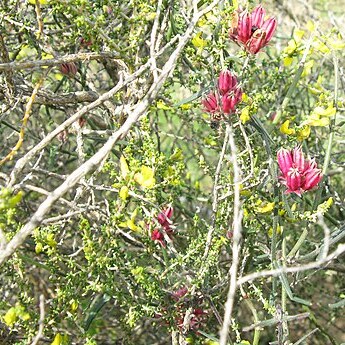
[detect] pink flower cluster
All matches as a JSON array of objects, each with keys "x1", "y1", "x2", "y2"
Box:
[
  {"x1": 155, "y1": 286, "x2": 207, "y2": 333},
  {"x1": 151, "y1": 206, "x2": 174, "y2": 247},
  {"x1": 172, "y1": 287, "x2": 207, "y2": 333},
  {"x1": 229, "y1": 5, "x2": 277, "y2": 54},
  {"x1": 277, "y1": 146, "x2": 322, "y2": 196},
  {"x1": 202, "y1": 70, "x2": 242, "y2": 116}
]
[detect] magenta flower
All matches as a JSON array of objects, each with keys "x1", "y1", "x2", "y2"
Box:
[
  {"x1": 151, "y1": 228, "x2": 165, "y2": 247},
  {"x1": 202, "y1": 70, "x2": 242, "y2": 118},
  {"x1": 229, "y1": 5, "x2": 277, "y2": 54},
  {"x1": 202, "y1": 93, "x2": 219, "y2": 113},
  {"x1": 277, "y1": 146, "x2": 322, "y2": 196},
  {"x1": 157, "y1": 206, "x2": 173, "y2": 231},
  {"x1": 177, "y1": 308, "x2": 207, "y2": 332},
  {"x1": 221, "y1": 88, "x2": 242, "y2": 114},
  {"x1": 218, "y1": 70, "x2": 238, "y2": 95},
  {"x1": 151, "y1": 206, "x2": 174, "y2": 247},
  {"x1": 171, "y1": 287, "x2": 188, "y2": 301}
]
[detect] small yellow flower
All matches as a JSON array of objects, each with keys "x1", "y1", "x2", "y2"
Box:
[
  {"x1": 240, "y1": 106, "x2": 251, "y2": 124},
  {"x1": 296, "y1": 125, "x2": 311, "y2": 141},
  {"x1": 280, "y1": 120, "x2": 295, "y2": 135},
  {"x1": 256, "y1": 202, "x2": 275, "y2": 214},
  {"x1": 120, "y1": 156, "x2": 129, "y2": 179},
  {"x1": 134, "y1": 166, "x2": 156, "y2": 189}
]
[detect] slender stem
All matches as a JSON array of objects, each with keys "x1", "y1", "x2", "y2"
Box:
[
  {"x1": 273, "y1": 33, "x2": 314, "y2": 125},
  {"x1": 203, "y1": 125, "x2": 230, "y2": 259},
  {"x1": 313, "y1": 54, "x2": 339, "y2": 209},
  {"x1": 219, "y1": 124, "x2": 243, "y2": 345},
  {"x1": 322, "y1": 54, "x2": 338, "y2": 176},
  {"x1": 287, "y1": 228, "x2": 308, "y2": 259},
  {"x1": 271, "y1": 214, "x2": 278, "y2": 300},
  {"x1": 240, "y1": 284, "x2": 261, "y2": 345},
  {"x1": 281, "y1": 237, "x2": 289, "y2": 341}
]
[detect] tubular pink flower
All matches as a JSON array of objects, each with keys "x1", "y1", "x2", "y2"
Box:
[
  {"x1": 221, "y1": 94, "x2": 236, "y2": 114},
  {"x1": 202, "y1": 93, "x2": 219, "y2": 113},
  {"x1": 251, "y1": 5, "x2": 265, "y2": 28},
  {"x1": 261, "y1": 17, "x2": 277, "y2": 42},
  {"x1": 292, "y1": 146, "x2": 307, "y2": 172},
  {"x1": 302, "y1": 169, "x2": 322, "y2": 191},
  {"x1": 277, "y1": 146, "x2": 322, "y2": 195},
  {"x1": 247, "y1": 30, "x2": 267, "y2": 54},
  {"x1": 151, "y1": 206, "x2": 175, "y2": 247},
  {"x1": 286, "y1": 169, "x2": 303, "y2": 195},
  {"x1": 229, "y1": 5, "x2": 277, "y2": 54},
  {"x1": 201, "y1": 71, "x2": 241, "y2": 119},
  {"x1": 237, "y1": 10, "x2": 252, "y2": 44},
  {"x1": 277, "y1": 148, "x2": 293, "y2": 176},
  {"x1": 157, "y1": 206, "x2": 173, "y2": 230},
  {"x1": 151, "y1": 229, "x2": 165, "y2": 247},
  {"x1": 221, "y1": 88, "x2": 242, "y2": 114},
  {"x1": 218, "y1": 70, "x2": 238, "y2": 95}
]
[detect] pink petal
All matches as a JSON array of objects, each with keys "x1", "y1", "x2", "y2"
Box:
[
  {"x1": 218, "y1": 70, "x2": 238, "y2": 95},
  {"x1": 251, "y1": 5, "x2": 265, "y2": 28},
  {"x1": 277, "y1": 148, "x2": 293, "y2": 176},
  {"x1": 261, "y1": 17, "x2": 277, "y2": 42},
  {"x1": 202, "y1": 93, "x2": 219, "y2": 113},
  {"x1": 247, "y1": 29, "x2": 266, "y2": 54},
  {"x1": 302, "y1": 169, "x2": 322, "y2": 190},
  {"x1": 286, "y1": 169, "x2": 303, "y2": 192},
  {"x1": 292, "y1": 146, "x2": 306, "y2": 172},
  {"x1": 238, "y1": 10, "x2": 252, "y2": 44}
]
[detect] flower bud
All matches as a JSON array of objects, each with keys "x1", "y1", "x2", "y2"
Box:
[
  {"x1": 59, "y1": 62, "x2": 77, "y2": 77},
  {"x1": 202, "y1": 93, "x2": 218, "y2": 113}
]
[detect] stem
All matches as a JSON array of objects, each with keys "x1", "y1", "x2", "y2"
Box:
[
  {"x1": 273, "y1": 33, "x2": 314, "y2": 125},
  {"x1": 271, "y1": 214, "x2": 278, "y2": 300},
  {"x1": 322, "y1": 54, "x2": 338, "y2": 176},
  {"x1": 281, "y1": 237, "x2": 289, "y2": 341},
  {"x1": 287, "y1": 228, "x2": 308, "y2": 259},
  {"x1": 219, "y1": 124, "x2": 243, "y2": 345},
  {"x1": 313, "y1": 54, "x2": 339, "y2": 209},
  {"x1": 240, "y1": 285, "x2": 261, "y2": 345},
  {"x1": 203, "y1": 125, "x2": 230, "y2": 259}
]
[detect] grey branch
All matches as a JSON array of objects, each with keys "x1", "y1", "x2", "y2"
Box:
[{"x1": 0, "y1": 52, "x2": 119, "y2": 71}]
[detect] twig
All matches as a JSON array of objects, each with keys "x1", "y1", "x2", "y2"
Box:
[
  {"x1": 243, "y1": 312, "x2": 310, "y2": 332},
  {"x1": 237, "y1": 243, "x2": 345, "y2": 286},
  {"x1": 149, "y1": 0, "x2": 163, "y2": 81},
  {"x1": 6, "y1": 63, "x2": 146, "y2": 187},
  {"x1": 0, "y1": 75, "x2": 45, "y2": 165},
  {"x1": 219, "y1": 124, "x2": 243, "y2": 345},
  {"x1": 31, "y1": 294, "x2": 45, "y2": 345},
  {"x1": 292, "y1": 328, "x2": 319, "y2": 345},
  {"x1": 0, "y1": 52, "x2": 120, "y2": 71},
  {"x1": 34, "y1": 0, "x2": 44, "y2": 39},
  {"x1": 203, "y1": 125, "x2": 230, "y2": 259}
]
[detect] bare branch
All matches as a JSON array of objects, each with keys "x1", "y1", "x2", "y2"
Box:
[
  {"x1": 0, "y1": 52, "x2": 120, "y2": 71},
  {"x1": 237, "y1": 243, "x2": 345, "y2": 286},
  {"x1": 219, "y1": 124, "x2": 243, "y2": 345},
  {"x1": 31, "y1": 294, "x2": 45, "y2": 345}
]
